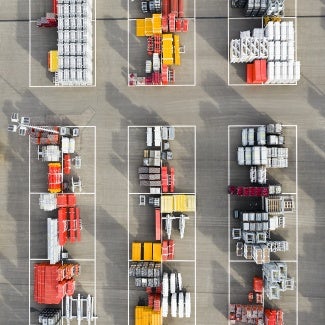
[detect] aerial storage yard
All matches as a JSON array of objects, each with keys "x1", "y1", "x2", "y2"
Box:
[{"x1": 0, "y1": 0, "x2": 325, "y2": 324}]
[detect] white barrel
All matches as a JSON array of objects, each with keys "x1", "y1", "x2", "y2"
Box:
[
  {"x1": 281, "y1": 41, "x2": 287, "y2": 61},
  {"x1": 274, "y1": 41, "x2": 281, "y2": 61},
  {"x1": 274, "y1": 62, "x2": 281, "y2": 83},
  {"x1": 274, "y1": 21, "x2": 281, "y2": 41},
  {"x1": 287, "y1": 21, "x2": 294, "y2": 41},
  {"x1": 268, "y1": 41, "x2": 274, "y2": 61},
  {"x1": 294, "y1": 61, "x2": 301, "y2": 82},
  {"x1": 281, "y1": 61, "x2": 288, "y2": 83},
  {"x1": 280, "y1": 21, "x2": 287, "y2": 41},
  {"x1": 288, "y1": 41, "x2": 294, "y2": 60},
  {"x1": 265, "y1": 21, "x2": 274, "y2": 41},
  {"x1": 267, "y1": 62, "x2": 275, "y2": 84},
  {"x1": 288, "y1": 60, "x2": 294, "y2": 83}
]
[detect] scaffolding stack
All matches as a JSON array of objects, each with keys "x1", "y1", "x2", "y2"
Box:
[
  {"x1": 230, "y1": 31, "x2": 268, "y2": 63},
  {"x1": 263, "y1": 262, "x2": 295, "y2": 300},
  {"x1": 55, "y1": 0, "x2": 93, "y2": 86}
]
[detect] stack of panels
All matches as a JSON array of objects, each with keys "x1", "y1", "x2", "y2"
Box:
[
  {"x1": 265, "y1": 21, "x2": 300, "y2": 84},
  {"x1": 55, "y1": 0, "x2": 93, "y2": 86}
]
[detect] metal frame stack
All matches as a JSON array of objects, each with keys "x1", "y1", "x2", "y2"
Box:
[
  {"x1": 55, "y1": 0, "x2": 93, "y2": 86},
  {"x1": 263, "y1": 262, "x2": 295, "y2": 300},
  {"x1": 230, "y1": 29, "x2": 268, "y2": 63}
]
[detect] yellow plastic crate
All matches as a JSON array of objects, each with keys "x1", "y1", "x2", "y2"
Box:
[
  {"x1": 152, "y1": 311, "x2": 162, "y2": 325},
  {"x1": 48, "y1": 50, "x2": 58, "y2": 72},
  {"x1": 173, "y1": 35, "x2": 181, "y2": 65},
  {"x1": 161, "y1": 195, "x2": 173, "y2": 213},
  {"x1": 136, "y1": 19, "x2": 145, "y2": 37},
  {"x1": 143, "y1": 242, "x2": 153, "y2": 261},
  {"x1": 132, "y1": 242, "x2": 142, "y2": 261},
  {"x1": 152, "y1": 243, "x2": 162, "y2": 262},
  {"x1": 152, "y1": 14, "x2": 162, "y2": 34},
  {"x1": 145, "y1": 18, "x2": 153, "y2": 36}
]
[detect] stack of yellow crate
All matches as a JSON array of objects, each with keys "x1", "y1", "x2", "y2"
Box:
[
  {"x1": 162, "y1": 34, "x2": 174, "y2": 65},
  {"x1": 135, "y1": 306, "x2": 162, "y2": 325},
  {"x1": 173, "y1": 35, "x2": 181, "y2": 65},
  {"x1": 161, "y1": 195, "x2": 196, "y2": 213},
  {"x1": 132, "y1": 242, "x2": 162, "y2": 261},
  {"x1": 136, "y1": 14, "x2": 162, "y2": 37}
]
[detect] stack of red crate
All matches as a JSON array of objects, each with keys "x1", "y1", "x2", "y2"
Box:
[
  {"x1": 34, "y1": 263, "x2": 79, "y2": 304},
  {"x1": 247, "y1": 60, "x2": 267, "y2": 84}
]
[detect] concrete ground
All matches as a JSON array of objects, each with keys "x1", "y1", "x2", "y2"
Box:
[{"x1": 0, "y1": 0, "x2": 325, "y2": 324}]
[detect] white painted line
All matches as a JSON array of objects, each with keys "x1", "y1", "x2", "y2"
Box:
[
  {"x1": 295, "y1": 124, "x2": 299, "y2": 325},
  {"x1": 29, "y1": 192, "x2": 94, "y2": 195},
  {"x1": 127, "y1": 1, "x2": 130, "y2": 84},
  {"x1": 134, "y1": 83, "x2": 196, "y2": 87},
  {"x1": 230, "y1": 259, "x2": 298, "y2": 263},
  {"x1": 64, "y1": 258, "x2": 96, "y2": 262},
  {"x1": 228, "y1": 17, "x2": 263, "y2": 20},
  {"x1": 193, "y1": 0, "x2": 197, "y2": 87},
  {"x1": 229, "y1": 260, "x2": 257, "y2": 263},
  {"x1": 128, "y1": 125, "x2": 196, "y2": 128},
  {"x1": 28, "y1": 135, "x2": 31, "y2": 325},
  {"x1": 94, "y1": 0, "x2": 97, "y2": 87},
  {"x1": 194, "y1": 125, "x2": 196, "y2": 325},
  {"x1": 229, "y1": 124, "x2": 297, "y2": 128},
  {"x1": 30, "y1": 258, "x2": 49, "y2": 261},
  {"x1": 127, "y1": 126, "x2": 130, "y2": 325},
  {"x1": 229, "y1": 82, "x2": 297, "y2": 87},
  {"x1": 227, "y1": 126, "x2": 230, "y2": 325},
  {"x1": 94, "y1": 126, "x2": 97, "y2": 321},
  {"x1": 29, "y1": 85, "x2": 97, "y2": 88},
  {"x1": 228, "y1": 124, "x2": 264, "y2": 128},
  {"x1": 227, "y1": 2, "x2": 229, "y2": 86},
  {"x1": 29, "y1": 21, "x2": 31, "y2": 88}
]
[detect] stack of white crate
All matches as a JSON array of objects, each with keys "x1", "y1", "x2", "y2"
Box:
[
  {"x1": 265, "y1": 21, "x2": 300, "y2": 84},
  {"x1": 266, "y1": 147, "x2": 288, "y2": 168},
  {"x1": 55, "y1": 0, "x2": 93, "y2": 86}
]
